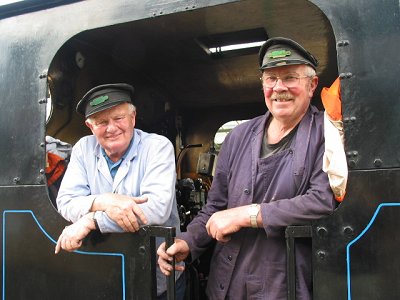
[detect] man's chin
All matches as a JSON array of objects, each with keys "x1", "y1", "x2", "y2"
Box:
[{"x1": 103, "y1": 141, "x2": 126, "y2": 153}]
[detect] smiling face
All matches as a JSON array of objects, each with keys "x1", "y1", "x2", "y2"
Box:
[
  {"x1": 85, "y1": 102, "x2": 136, "y2": 162},
  {"x1": 261, "y1": 64, "x2": 318, "y2": 126}
]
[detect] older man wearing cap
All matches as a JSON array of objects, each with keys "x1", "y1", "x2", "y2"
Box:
[
  {"x1": 157, "y1": 37, "x2": 336, "y2": 299},
  {"x1": 54, "y1": 83, "x2": 185, "y2": 299}
]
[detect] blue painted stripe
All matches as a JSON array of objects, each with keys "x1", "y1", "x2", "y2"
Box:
[
  {"x1": 2, "y1": 210, "x2": 126, "y2": 300},
  {"x1": 346, "y1": 203, "x2": 400, "y2": 300}
]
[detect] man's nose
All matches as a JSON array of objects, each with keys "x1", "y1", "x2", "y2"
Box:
[
  {"x1": 106, "y1": 119, "x2": 117, "y2": 131},
  {"x1": 273, "y1": 78, "x2": 288, "y2": 92}
]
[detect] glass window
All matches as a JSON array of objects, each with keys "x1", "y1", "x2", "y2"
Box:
[
  {"x1": 214, "y1": 120, "x2": 248, "y2": 151},
  {"x1": 46, "y1": 89, "x2": 53, "y2": 124}
]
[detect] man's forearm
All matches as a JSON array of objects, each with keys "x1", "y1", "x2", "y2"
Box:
[
  {"x1": 89, "y1": 193, "x2": 113, "y2": 212},
  {"x1": 82, "y1": 212, "x2": 98, "y2": 231}
]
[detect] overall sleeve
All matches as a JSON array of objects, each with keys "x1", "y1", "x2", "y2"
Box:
[
  {"x1": 136, "y1": 136, "x2": 177, "y2": 225},
  {"x1": 56, "y1": 141, "x2": 97, "y2": 223}
]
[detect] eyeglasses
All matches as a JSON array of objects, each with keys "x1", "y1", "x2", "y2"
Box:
[{"x1": 260, "y1": 75, "x2": 311, "y2": 88}]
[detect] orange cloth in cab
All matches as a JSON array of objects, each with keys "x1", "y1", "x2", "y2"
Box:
[
  {"x1": 46, "y1": 152, "x2": 66, "y2": 186},
  {"x1": 321, "y1": 77, "x2": 342, "y2": 121}
]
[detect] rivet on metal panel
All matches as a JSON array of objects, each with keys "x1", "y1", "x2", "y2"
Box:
[
  {"x1": 316, "y1": 226, "x2": 328, "y2": 237},
  {"x1": 348, "y1": 160, "x2": 356, "y2": 168},
  {"x1": 39, "y1": 70, "x2": 48, "y2": 79},
  {"x1": 317, "y1": 250, "x2": 326, "y2": 260},
  {"x1": 39, "y1": 169, "x2": 45, "y2": 174},
  {"x1": 138, "y1": 246, "x2": 146, "y2": 255},
  {"x1": 343, "y1": 226, "x2": 354, "y2": 237},
  {"x1": 40, "y1": 142, "x2": 45, "y2": 147},
  {"x1": 350, "y1": 116, "x2": 357, "y2": 122},
  {"x1": 339, "y1": 72, "x2": 353, "y2": 79},
  {"x1": 337, "y1": 40, "x2": 350, "y2": 47},
  {"x1": 346, "y1": 151, "x2": 358, "y2": 157},
  {"x1": 13, "y1": 177, "x2": 20, "y2": 184},
  {"x1": 38, "y1": 98, "x2": 47, "y2": 104},
  {"x1": 374, "y1": 158, "x2": 382, "y2": 167}
]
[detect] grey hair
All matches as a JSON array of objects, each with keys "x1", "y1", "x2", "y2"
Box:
[
  {"x1": 304, "y1": 65, "x2": 316, "y2": 77},
  {"x1": 127, "y1": 103, "x2": 136, "y2": 114}
]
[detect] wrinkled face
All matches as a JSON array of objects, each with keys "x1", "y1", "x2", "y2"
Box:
[
  {"x1": 85, "y1": 102, "x2": 136, "y2": 162},
  {"x1": 261, "y1": 64, "x2": 318, "y2": 124}
]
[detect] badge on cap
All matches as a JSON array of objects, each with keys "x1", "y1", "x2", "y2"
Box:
[
  {"x1": 268, "y1": 50, "x2": 292, "y2": 59},
  {"x1": 90, "y1": 95, "x2": 109, "y2": 107}
]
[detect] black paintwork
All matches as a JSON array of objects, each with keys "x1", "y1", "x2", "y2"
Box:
[{"x1": 0, "y1": 0, "x2": 400, "y2": 299}]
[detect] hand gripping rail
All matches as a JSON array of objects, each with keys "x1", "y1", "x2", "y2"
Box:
[{"x1": 139, "y1": 225, "x2": 176, "y2": 300}]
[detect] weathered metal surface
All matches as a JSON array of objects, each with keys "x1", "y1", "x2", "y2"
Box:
[{"x1": 1, "y1": 0, "x2": 400, "y2": 299}]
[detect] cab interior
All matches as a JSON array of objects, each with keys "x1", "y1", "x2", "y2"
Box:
[{"x1": 45, "y1": 0, "x2": 338, "y2": 198}]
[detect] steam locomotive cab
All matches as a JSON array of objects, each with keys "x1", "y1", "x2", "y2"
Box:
[{"x1": 1, "y1": 0, "x2": 400, "y2": 299}]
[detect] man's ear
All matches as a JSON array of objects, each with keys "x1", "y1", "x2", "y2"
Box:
[
  {"x1": 309, "y1": 76, "x2": 319, "y2": 96},
  {"x1": 131, "y1": 111, "x2": 136, "y2": 127},
  {"x1": 85, "y1": 120, "x2": 94, "y2": 133}
]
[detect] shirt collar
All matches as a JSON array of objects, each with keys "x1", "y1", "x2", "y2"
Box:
[{"x1": 101, "y1": 135, "x2": 135, "y2": 163}]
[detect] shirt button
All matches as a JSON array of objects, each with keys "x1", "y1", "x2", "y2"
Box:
[
  {"x1": 220, "y1": 283, "x2": 225, "y2": 290},
  {"x1": 228, "y1": 255, "x2": 232, "y2": 261},
  {"x1": 244, "y1": 188, "x2": 250, "y2": 195}
]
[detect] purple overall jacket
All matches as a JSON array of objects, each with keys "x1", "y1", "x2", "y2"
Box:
[{"x1": 180, "y1": 105, "x2": 336, "y2": 299}]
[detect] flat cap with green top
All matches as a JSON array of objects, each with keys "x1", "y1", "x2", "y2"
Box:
[
  {"x1": 76, "y1": 83, "x2": 134, "y2": 118},
  {"x1": 259, "y1": 37, "x2": 318, "y2": 70}
]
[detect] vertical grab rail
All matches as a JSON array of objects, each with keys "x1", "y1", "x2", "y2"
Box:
[
  {"x1": 285, "y1": 225, "x2": 312, "y2": 300},
  {"x1": 143, "y1": 226, "x2": 177, "y2": 300},
  {"x1": 165, "y1": 229, "x2": 176, "y2": 300}
]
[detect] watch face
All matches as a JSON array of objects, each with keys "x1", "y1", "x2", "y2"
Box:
[
  {"x1": 249, "y1": 207, "x2": 258, "y2": 214},
  {"x1": 248, "y1": 205, "x2": 259, "y2": 215}
]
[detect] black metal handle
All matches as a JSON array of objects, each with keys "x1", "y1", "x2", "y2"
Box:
[{"x1": 166, "y1": 232, "x2": 176, "y2": 300}]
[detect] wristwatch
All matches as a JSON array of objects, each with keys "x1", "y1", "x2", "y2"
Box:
[{"x1": 248, "y1": 204, "x2": 260, "y2": 228}]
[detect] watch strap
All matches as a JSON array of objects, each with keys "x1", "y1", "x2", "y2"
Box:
[{"x1": 249, "y1": 204, "x2": 260, "y2": 228}]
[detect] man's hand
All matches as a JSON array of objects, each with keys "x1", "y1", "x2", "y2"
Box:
[
  {"x1": 55, "y1": 213, "x2": 94, "y2": 254},
  {"x1": 92, "y1": 193, "x2": 148, "y2": 232},
  {"x1": 157, "y1": 239, "x2": 189, "y2": 276},
  {"x1": 206, "y1": 206, "x2": 249, "y2": 242}
]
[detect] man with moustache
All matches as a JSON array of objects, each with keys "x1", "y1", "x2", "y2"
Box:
[
  {"x1": 54, "y1": 83, "x2": 185, "y2": 299},
  {"x1": 157, "y1": 37, "x2": 336, "y2": 299}
]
